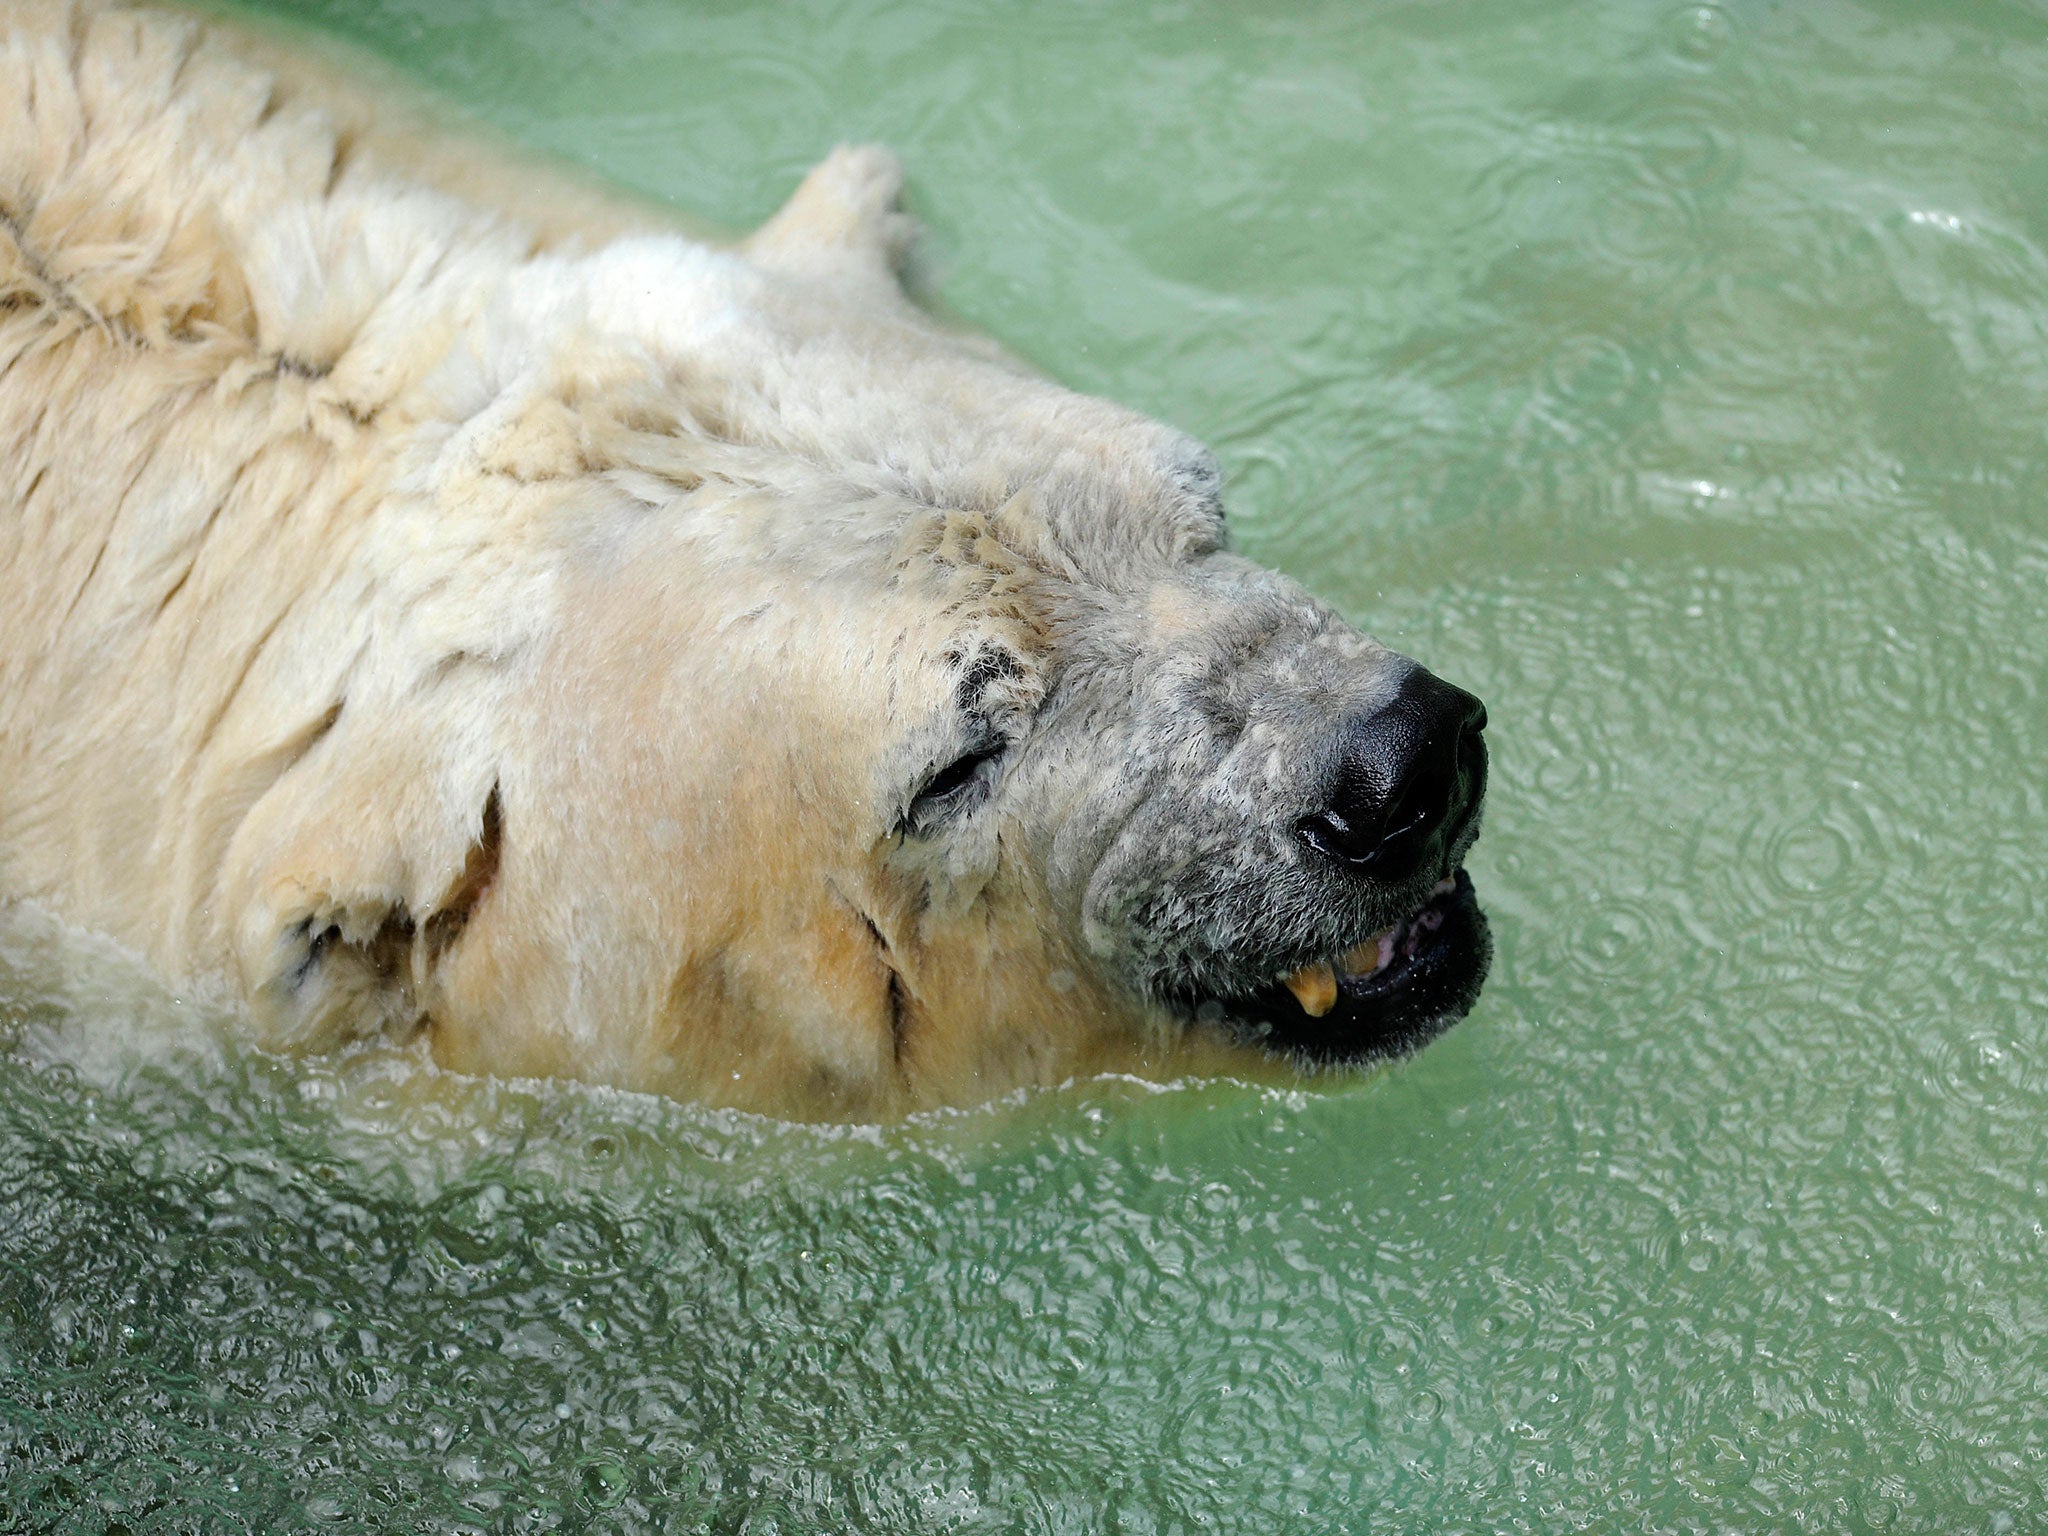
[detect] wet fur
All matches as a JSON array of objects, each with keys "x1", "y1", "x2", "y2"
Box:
[{"x1": 0, "y1": 0, "x2": 1439, "y2": 1118}]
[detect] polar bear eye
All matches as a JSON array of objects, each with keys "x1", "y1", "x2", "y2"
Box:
[{"x1": 905, "y1": 736, "x2": 1008, "y2": 834}]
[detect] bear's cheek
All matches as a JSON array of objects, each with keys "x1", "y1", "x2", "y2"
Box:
[
  {"x1": 879, "y1": 873, "x2": 1117, "y2": 1082},
  {"x1": 703, "y1": 906, "x2": 909, "y2": 1112}
]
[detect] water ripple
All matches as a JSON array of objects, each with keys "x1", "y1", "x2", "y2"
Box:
[{"x1": 5, "y1": 0, "x2": 2048, "y2": 1529}]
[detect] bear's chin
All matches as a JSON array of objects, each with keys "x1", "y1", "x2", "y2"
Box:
[{"x1": 1191, "y1": 868, "x2": 1492, "y2": 1068}]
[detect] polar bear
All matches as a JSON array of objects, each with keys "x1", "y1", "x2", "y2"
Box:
[{"x1": 0, "y1": 0, "x2": 1491, "y2": 1118}]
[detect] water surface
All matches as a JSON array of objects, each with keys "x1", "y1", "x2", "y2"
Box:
[{"x1": 5, "y1": 0, "x2": 2048, "y2": 1529}]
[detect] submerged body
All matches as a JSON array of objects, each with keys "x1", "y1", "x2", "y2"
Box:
[{"x1": 0, "y1": 0, "x2": 1490, "y2": 1118}]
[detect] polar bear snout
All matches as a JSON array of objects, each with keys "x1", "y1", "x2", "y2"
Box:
[
  {"x1": 1073, "y1": 621, "x2": 1494, "y2": 1075},
  {"x1": 1296, "y1": 668, "x2": 1488, "y2": 887}
]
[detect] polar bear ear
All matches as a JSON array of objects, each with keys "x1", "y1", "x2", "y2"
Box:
[{"x1": 744, "y1": 144, "x2": 920, "y2": 304}]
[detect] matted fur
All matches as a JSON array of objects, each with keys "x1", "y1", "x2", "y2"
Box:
[
  {"x1": 0, "y1": 0, "x2": 1286, "y2": 1122},
  {"x1": 0, "y1": 1, "x2": 1463, "y2": 1118}
]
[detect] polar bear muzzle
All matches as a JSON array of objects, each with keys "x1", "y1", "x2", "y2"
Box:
[{"x1": 1064, "y1": 604, "x2": 1493, "y2": 1076}]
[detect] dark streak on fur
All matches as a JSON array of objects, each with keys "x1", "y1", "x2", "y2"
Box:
[
  {"x1": 156, "y1": 561, "x2": 192, "y2": 615},
  {"x1": 190, "y1": 603, "x2": 293, "y2": 761},
  {"x1": 322, "y1": 126, "x2": 357, "y2": 201},
  {"x1": 287, "y1": 917, "x2": 327, "y2": 990},
  {"x1": 155, "y1": 480, "x2": 240, "y2": 618},
  {"x1": 885, "y1": 969, "x2": 907, "y2": 1066},
  {"x1": 299, "y1": 698, "x2": 343, "y2": 758},
  {"x1": 3, "y1": 198, "x2": 329, "y2": 382},
  {"x1": 60, "y1": 432, "x2": 163, "y2": 630},
  {"x1": 954, "y1": 644, "x2": 1021, "y2": 715},
  {"x1": 852, "y1": 907, "x2": 910, "y2": 1068},
  {"x1": 251, "y1": 83, "x2": 282, "y2": 133},
  {"x1": 274, "y1": 352, "x2": 332, "y2": 382},
  {"x1": 423, "y1": 783, "x2": 502, "y2": 969},
  {"x1": 58, "y1": 528, "x2": 110, "y2": 631},
  {"x1": 0, "y1": 204, "x2": 95, "y2": 328}
]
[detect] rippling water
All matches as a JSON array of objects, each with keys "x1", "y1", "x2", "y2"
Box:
[{"x1": 6, "y1": 0, "x2": 2048, "y2": 1529}]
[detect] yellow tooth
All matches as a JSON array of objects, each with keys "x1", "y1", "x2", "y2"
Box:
[{"x1": 1282, "y1": 963, "x2": 1339, "y2": 1018}]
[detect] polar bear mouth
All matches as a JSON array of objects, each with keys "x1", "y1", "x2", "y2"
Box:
[{"x1": 1194, "y1": 868, "x2": 1491, "y2": 1066}]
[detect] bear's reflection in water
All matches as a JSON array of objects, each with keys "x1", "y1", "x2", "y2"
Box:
[{"x1": 0, "y1": 0, "x2": 1487, "y2": 1118}]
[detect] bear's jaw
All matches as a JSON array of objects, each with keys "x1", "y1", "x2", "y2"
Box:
[
  {"x1": 1275, "y1": 872, "x2": 1463, "y2": 1016},
  {"x1": 1178, "y1": 868, "x2": 1491, "y2": 1068}
]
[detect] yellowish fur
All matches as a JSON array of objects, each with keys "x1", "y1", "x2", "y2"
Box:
[{"x1": 0, "y1": 0, "x2": 1292, "y2": 1117}]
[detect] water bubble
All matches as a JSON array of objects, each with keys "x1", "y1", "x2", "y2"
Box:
[
  {"x1": 1860, "y1": 1490, "x2": 1902, "y2": 1528},
  {"x1": 1903, "y1": 1368, "x2": 1969, "y2": 1417},
  {"x1": 1956, "y1": 1311, "x2": 2004, "y2": 1361},
  {"x1": 1762, "y1": 820, "x2": 1855, "y2": 899},
  {"x1": 1566, "y1": 899, "x2": 1661, "y2": 980},
  {"x1": 1669, "y1": 3, "x2": 1735, "y2": 67},
  {"x1": 1679, "y1": 1227, "x2": 1722, "y2": 1274},
  {"x1": 576, "y1": 1457, "x2": 632, "y2": 1510},
  {"x1": 430, "y1": 1183, "x2": 521, "y2": 1268}
]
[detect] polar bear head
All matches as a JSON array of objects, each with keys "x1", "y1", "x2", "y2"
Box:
[{"x1": 226, "y1": 148, "x2": 1488, "y2": 1118}]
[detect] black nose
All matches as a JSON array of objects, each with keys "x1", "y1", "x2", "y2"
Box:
[{"x1": 1297, "y1": 668, "x2": 1487, "y2": 879}]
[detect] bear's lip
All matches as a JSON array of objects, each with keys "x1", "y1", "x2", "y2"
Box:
[{"x1": 1190, "y1": 868, "x2": 1491, "y2": 1066}]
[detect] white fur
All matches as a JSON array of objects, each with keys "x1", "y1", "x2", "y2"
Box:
[{"x1": 0, "y1": 0, "x2": 1276, "y2": 1117}]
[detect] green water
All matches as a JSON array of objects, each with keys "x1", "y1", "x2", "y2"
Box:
[{"x1": 5, "y1": 0, "x2": 2048, "y2": 1528}]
